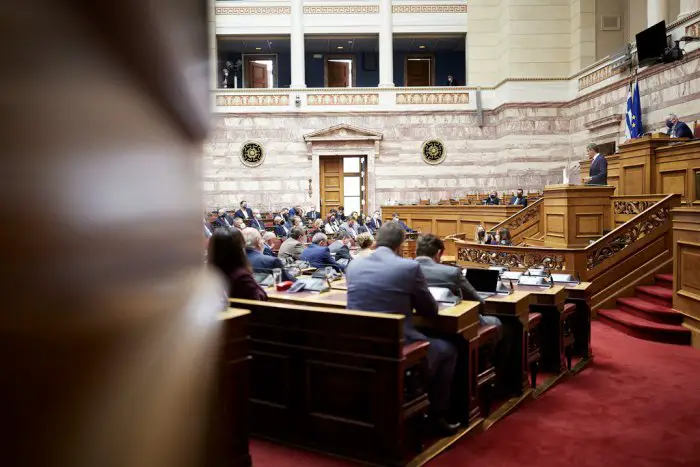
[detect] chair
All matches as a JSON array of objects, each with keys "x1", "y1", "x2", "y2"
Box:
[
  {"x1": 527, "y1": 312, "x2": 543, "y2": 388},
  {"x1": 476, "y1": 324, "x2": 499, "y2": 416},
  {"x1": 694, "y1": 121, "x2": 700, "y2": 139}
]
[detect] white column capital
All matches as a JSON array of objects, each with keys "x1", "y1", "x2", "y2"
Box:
[{"x1": 679, "y1": 0, "x2": 700, "y2": 20}]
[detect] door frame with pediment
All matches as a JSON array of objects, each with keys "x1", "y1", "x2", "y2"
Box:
[{"x1": 304, "y1": 124, "x2": 382, "y2": 215}]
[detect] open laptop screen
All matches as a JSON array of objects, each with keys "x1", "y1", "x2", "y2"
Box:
[{"x1": 465, "y1": 268, "x2": 500, "y2": 293}]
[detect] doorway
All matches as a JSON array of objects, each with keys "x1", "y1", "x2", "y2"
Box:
[
  {"x1": 325, "y1": 56, "x2": 354, "y2": 87},
  {"x1": 405, "y1": 56, "x2": 433, "y2": 86},
  {"x1": 320, "y1": 156, "x2": 367, "y2": 217},
  {"x1": 244, "y1": 55, "x2": 276, "y2": 88}
]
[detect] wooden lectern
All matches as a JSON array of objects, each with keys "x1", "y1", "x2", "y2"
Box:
[
  {"x1": 617, "y1": 134, "x2": 687, "y2": 195},
  {"x1": 542, "y1": 184, "x2": 616, "y2": 248}
]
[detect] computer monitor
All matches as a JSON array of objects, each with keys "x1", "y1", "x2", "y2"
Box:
[
  {"x1": 465, "y1": 268, "x2": 500, "y2": 293},
  {"x1": 636, "y1": 20, "x2": 667, "y2": 67}
]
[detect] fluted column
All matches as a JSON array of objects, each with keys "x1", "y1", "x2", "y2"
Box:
[
  {"x1": 378, "y1": 0, "x2": 394, "y2": 87},
  {"x1": 679, "y1": 0, "x2": 700, "y2": 20},
  {"x1": 290, "y1": 0, "x2": 306, "y2": 89},
  {"x1": 648, "y1": 0, "x2": 668, "y2": 27},
  {"x1": 209, "y1": 0, "x2": 218, "y2": 89}
]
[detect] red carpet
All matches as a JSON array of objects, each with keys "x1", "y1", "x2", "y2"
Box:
[{"x1": 250, "y1": 322, "x2": 700, "y2": 467}]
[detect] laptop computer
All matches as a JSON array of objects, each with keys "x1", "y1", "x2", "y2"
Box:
[{"x1": 465, "y1": 268, "x2": 501, "y2": 299}]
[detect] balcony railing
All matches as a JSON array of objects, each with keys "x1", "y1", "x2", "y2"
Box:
[{"x1": 213, "y1": 86, "x2": 473, "y2": 113}]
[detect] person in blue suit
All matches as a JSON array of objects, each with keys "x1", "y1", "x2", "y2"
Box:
[
  {"x1": 510, "y1": 189, "x2": 528, "y2": 207},
  {"x1": 234, "y1": 200, "x2": 254, "y2": 221},
  {"x1": 585, "y1": 143, "x2": 608, "y2": 185},
  {"x1": 242, "y1": 228, "x2": 295, "y2": 282},
  {"x1": 666, "y1": 113, "x2": 693, "y2": 139},
  {"x1": 214, "y1": 208, "x2": 233, "y2": 230},
  {"x1": 345, "y1": 223, "x2": 460, "y2": 435},
  {"x1": 300, "y1": 233, "x2": 345, "y2": 272},
  {"x1": 391, "y1": 213, "x2": 413, "y2": 232},
  {"x1": 273, "y1": 216, "x2": 290, "y2": 238},
  {"x1": 367, "y1": 210, "x2": 383, "y2": 233}
]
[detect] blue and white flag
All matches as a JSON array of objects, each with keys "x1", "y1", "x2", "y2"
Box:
[{"x1": 626, "y1": 78, "x2": 643, "y2": 139}]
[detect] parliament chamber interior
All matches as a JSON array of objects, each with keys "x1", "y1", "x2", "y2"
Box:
[{"x1": 6, "y1": 1, "x2": 700, "y2": 467}]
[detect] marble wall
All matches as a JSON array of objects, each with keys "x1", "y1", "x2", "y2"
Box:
[{"x1": 204, "y1": 52, "x2": 700, "y2": 212}]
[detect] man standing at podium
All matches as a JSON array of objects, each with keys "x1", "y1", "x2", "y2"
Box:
[{"x1": 584, "y1": 143, "x2": 607, "y2": 185}]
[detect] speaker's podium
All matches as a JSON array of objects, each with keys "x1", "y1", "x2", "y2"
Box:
[{"x1": 542, "y1": 184, "x2": 616, "y2": 248}]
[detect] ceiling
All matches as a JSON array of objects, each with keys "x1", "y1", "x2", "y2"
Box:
[{"x1": 218, "y1": 34, "x2": 466, "y2": 54}]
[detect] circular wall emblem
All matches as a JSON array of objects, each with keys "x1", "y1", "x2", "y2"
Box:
[
  {"x1": 240, "y1": 141, "x2": 265, "y2": 167},
  {"x1": 421, "y1": 139, "x2": 446, "y2": 165}
]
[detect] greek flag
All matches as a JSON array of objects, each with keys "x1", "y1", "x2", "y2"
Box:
[{"x1": 625, "y1": 78, "x2": 643, "y2": 139}]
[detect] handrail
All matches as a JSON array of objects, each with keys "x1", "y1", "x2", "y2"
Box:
[{"x1": 488, "y1": 198, "x2": 543, "y2": 233}]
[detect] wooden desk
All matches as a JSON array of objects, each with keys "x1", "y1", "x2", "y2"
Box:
[
  {"x1": 564, "y1": 282, "x2": 593, "y2": 361},
  {"x1": 382, "y1": 204, "x2": 523, "y2": 238},
  {"x1": 215, "y1": 308, "x2": 251, "y2": 467}
]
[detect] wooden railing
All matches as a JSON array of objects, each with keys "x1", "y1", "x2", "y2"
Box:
[
  {"x1": 456, "y1": 194, "x2": 681, "y2": 307},
  {"x1": 611, "y1": 194, "x2": 667, "y2": 228},
  {"x1": 487, "y1": 198, "x2": 543, "y2": 245}
]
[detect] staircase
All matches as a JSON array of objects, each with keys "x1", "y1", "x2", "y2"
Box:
[{"x1": 598, "y1": 274, "x2": 691, "y2": 346}]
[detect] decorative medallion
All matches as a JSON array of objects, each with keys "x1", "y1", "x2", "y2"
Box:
[
  {"x1": 240, "y1": 141, "x2": 265, "y2": 168},
  {"x1": 421, "y1": 140, "x2": 446, "y2": 165}
]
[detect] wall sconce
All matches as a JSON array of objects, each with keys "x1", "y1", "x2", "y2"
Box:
[
  {"x1": 295, "y1": 95, "x2": 302, "y2": 107},
  {"x1": 308, "y1": 178, "x2": 312, "y2": 198}
]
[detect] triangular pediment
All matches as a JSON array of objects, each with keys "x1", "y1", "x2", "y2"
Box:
[{"x1": 303, "y1": 124, "x2": 383, "y2": 142}]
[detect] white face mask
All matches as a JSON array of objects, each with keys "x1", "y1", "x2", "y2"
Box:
[{"x1": 374, "y1": 213, "x2": 380, "y2": 219}]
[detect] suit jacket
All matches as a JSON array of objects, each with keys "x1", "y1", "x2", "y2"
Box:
[
  {"x1": 278, "y1": 237, "x2": 304, "y2": 261},
  {"x1": 588, "y1": 154, "x2": 608, "y2": 185},
  {"x1": 274, "y1": 224, "x2": 290, "y2": 238},
  {"x1": 288, "y1": 208, "x2": 301, "y2": 218},
  {"x1": 395, "y1": 220, "x2": 411, "y2": 232},
  {"x1": 346, "y1": 247, "x2": 438, "y2": 342},
  {"x1": 339, "y1": 222, "x2": 357, "y2": 238},
  {"x1": 510, "y1": 196, "x2": 528, "y2": 207},
  {"x1": 415, "y1": 257, "x2": 483, "y2": 304},
  {"x1": 329, "y1": 241, "x2": 353, "y2": 261},
  {"x1": 484, "y1": 197, "x2": 500, "y2": 205},
  {"x1": 250, "y1": 217, "x2": 265, "y2": 231},
  {"x1": 300, "y1": 243, "x2": 345, "y2": 272},
  {"x1": 367, "y1": 218, "x2": 382, "y2": 232},
  {"x1": 306, "y1": 211, "x2": 321, "y2": 221},
  {"x1": 234, "y1": 207, "x2": 253, "y2": 220},
  {"x1": 227, "y1": 268, "x2": 268, "y2": 301},
  {"x1": 670, "y1": 121, "x2": 693, "y2": 139},
  {"x1": 245, "y1": 248, "x2": 295, "y2": 282},
  {"x1": 263, "y1": 243, "x2": 275, "y2": 257},
  {"x1": 214, "y1": 216, "x2": 232, "y2": 230}
]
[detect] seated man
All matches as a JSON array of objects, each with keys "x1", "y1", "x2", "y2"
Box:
[
  {"x1": 306, "y1": 205, "x2": 321, "y2": 221},
  {"x1": 232, "y1": 217, "x2": 245, "y2": 230},
  {"x1": 483, "y1": 192, "x2": 500, "y2": 205},
  {"x1": 666, "y1": 113, "x2": 693, "y2": 139},
  {"x1": 214, "y1": 208, "x2": 234, "y2": 230},
  {"x1": 242, "y1": 228, "x2": 295, "y2": 282},
  {"x1": 346, "y1": 223, "x2": 459, "y2": 434},
  {"x1": 235, "y1": 200, "x2": 253, "y2": 220},
  {"x1": 329, "y1": 231, "x2": 353, "y2": 263},
  {"x1": 301, "y1": 232, "x2": 345, "y2": 272},
  {"x1": 273, "y1": 216, "x2": 290, "y2": 238},
  {"x1": 278, "y1": 227, "x2": 305, "y2": 262},
  {"x1": 510, "y1": 189, "x2": 528, "y2": 207},
  {"x1": 392, "y1": 213, "x2": 412, "y2": 232},
  {"x1": 339, "y1": 217, "x2": 358, "y2": 238},
  {"x1": 366, "y1": 210, "x2": 383, "y2": 233},
  {"x1": 415, "y1": 234, "x2": 502, "y2": 335},
  {"x1": 250, "y1": 209, "x2": 266, "y2": 231},
  {"x1": 262, "y1": 231, "x2": 277, "y2": 256}
]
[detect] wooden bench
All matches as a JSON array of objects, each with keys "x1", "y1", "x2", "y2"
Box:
[{"x1": 229, "y1": 299, "x2": 432, "y2": 466}]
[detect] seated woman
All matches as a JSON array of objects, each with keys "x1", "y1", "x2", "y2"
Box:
[
  {"x1": 308, "y1": 218, "x2": 324, "y2": 237},
  {"x1": 355, "y1": 232, "x2": 375, "y2": 258},
  {"x1": 208, "y1": 229, "x2": 268, "y2": 301},
  {"x1": 324, "y1": 214, "x2": 340, "y2": 235},
  {"x1": 475, "y1": 225, "x2": 497, "y2": 245},
  {"x1": 496, "y1": 228, "x2": 512, "y2": 246}
]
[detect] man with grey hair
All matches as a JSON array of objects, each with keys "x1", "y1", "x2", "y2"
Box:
[
  {"x1": 584, "y1": 142, "x2": 607, "y2": 185},
  {"x1": 278, "y1": 227, "x2": 306, "y2": 261},
  {"x1": 345, "y1": 222, "x2": 460, "y2": 435},
  {"x1": 273, "y1": 215, "x2": 290, "y2": 238},
  {"x1": 262, "y1": 231, "x2": 277, "y2": 256},
  {"x1": 250, "y1": 209, "x2": 266, "y2": 231},
  {"x1": 329, "y1": 231, "x2": 353, "y2": 262},
  {"x1": 300, "y1": 232, "x2": 345, "y2": 272},
  {"x1": 214, "y1": 208, "x2": 233, "y2": 230},
  {"x1": 243, "y1": 228, "x2": 295, "y2": 282},
  {"x1": 665, "y1": 113, "x2": 693, "y2": 139}
]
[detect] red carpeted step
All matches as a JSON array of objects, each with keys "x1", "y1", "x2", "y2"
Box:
[
  {"x1": 635, "y1": 285, "x2": 673, "y2": 307},
  {"x1": 598, "y1": 308, "x2": 691, "y2": 346},
  {"x1": 617, "y1": 297, "x2": 683, "y2": 325},
  {"x1": 655, "y1": 273, "x2": 674, "y2": 290}
]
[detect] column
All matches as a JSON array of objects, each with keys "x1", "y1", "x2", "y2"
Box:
[
  {"x1": 464, "y1": 34, "x2": 469, "y2": 86},
  {"x1": 647, "y1": 0, "x2": 668, "y2": 27},
  {"x1": 290, "y1": 0, "x2": 306, "y2": 89},
  {"x1": 679, "y1": 0, "x2": 700, "y2": 20},
  {"x1": 378, "y1": 0, "x2": 394, "y2": 87},
  {"x1": 209, "y1": 0, "x2": 218, "y2": 89}
]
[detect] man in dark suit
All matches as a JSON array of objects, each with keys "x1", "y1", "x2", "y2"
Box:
[
  {"x1": 306, "y1": 205, "x2": 321, "y2": 221},
  {"x1": 445, "y1": 74, "x2": 458, "y2": 86},
  {"x1": 278, "y1": 227, "x2": 305, "y2": 261},
  {"x1": 483, "y1": 192, "x2": 500, "y2": 205},
  {"x1": 301, "y1": 233, "x2": 345, "y2": 272},
  {"x1": 214, "y1": 208, "x2": 233, "y2": 230},
  {"x1": 336, "y1": 206, "x2": 347, "y2": 222},
  {"x1": 234, "y1": 200, "x2": 254, "y2": 221},
  {"x1": 250, "y1": 209, "x2": 266, "y2": 231},
  {"x1": 367, "y1": 210, "x2": 383, "y2": 233},
  {"x1": 392, "y1": 213, "x2": 412, "y2": 232},
  {"x1": 584, "y1": 143, "x2": 607, "y2": 185},
  {"x1": 262, "y1": 232, "x2": 277, "y2": 256},
  {"x1": 329, "y1": 232, "x2": 353, "y2": 263},
  {"x1": 666, "y1": 113, "x2": 693, "y2": 139},
  {"x1": 345, "y1": 223, "x2": 460, "y2": 435},
  {"x1": 510, "y1": 189, "x2": 528, "y2": 207},
  {"x1": 242, "y1": 228, "x2": 295, "y2": 282},
  {"x1": 415, "y1": 234, "x2": 502, "y2": 334}
]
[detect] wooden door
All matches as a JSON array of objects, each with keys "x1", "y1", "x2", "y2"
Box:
[
  {"x1": 320, "y1": 158, "x2": 343, "y2": 217},
  {"x1": 328, "y1": 61, "x2": 349, "y2": 87},
  {"x1": 406, "y1": 58, "x2": 431, "y2": 86},
  {"x1": 250, "y1": 62, "x2": 268, "y2": 88}
]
